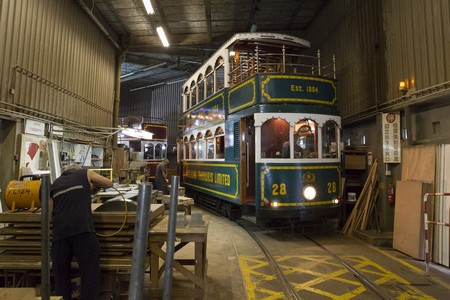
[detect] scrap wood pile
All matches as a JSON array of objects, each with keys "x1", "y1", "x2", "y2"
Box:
[{"x1": 342, "y1": 159, "x2": 380, "y2": 235}]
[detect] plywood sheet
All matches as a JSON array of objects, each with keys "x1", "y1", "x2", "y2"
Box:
[
  {"x1": 393, "y1": 180, "x2": 432, "y2": 260},
  {"x1": 401, "y1": 145, "x2": 436, "y2": 183}
]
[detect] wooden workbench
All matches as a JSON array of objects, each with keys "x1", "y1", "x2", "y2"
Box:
[
  {"x1": 0, "y1": 204, "x2": 165, "y2": 294},
  {"x1": 148, "y1": 215, "x2": 209, "y2": 298}
]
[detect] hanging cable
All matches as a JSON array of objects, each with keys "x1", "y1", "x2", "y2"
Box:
[{"x1": 96, "y1": 187, "x2": 129, "y2": 237}]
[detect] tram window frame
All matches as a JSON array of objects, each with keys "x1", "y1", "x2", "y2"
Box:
[
  {"x1": 215, "y1": 57, "x2": 225, "y2": 91},
  {"x1": 183, "y1": 86, "x2": 190, "y2": 111},
  {"x1": 189, "y1": 135, "x2": 197, "y2": 159},
  {"x1": 215, "y1": 127, "x2": 225, "y2": 159},
  {"x1": 321, "y1": 120, "x2": 338, "y2": 158},
  {"x1": 293, "y1": 119, "x2": 318, "y2": 159},
  {"x1": 144, "y1": 143, "x2": 154, "y2": 160},
  {"x1": 190, "y1": 81, "x2": 197, "y2": 107},
  {"x1": 205, "y1": 66, "x2": 214, "y2": 98},
  {"x1": 205, "y1": 130, "x2": 214, "y2": 159},
  {"x1": 197, "y1": 132, "x2": 204, "y2": 159},
  {"x1": 183, "y1": 137, "x2": 190, "y2": 160},
  {"x1": 155, "y1": 143, "x2": 163, "y2": 159},
  {"x1": 260, "y1": 118, "x2": 290, "y2": 159},
  {"x1": 197, "y1": 74, "x2": 205, "y2": 103}
]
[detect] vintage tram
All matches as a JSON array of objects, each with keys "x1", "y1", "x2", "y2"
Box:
[{"x1": 178, "y1": 32, "x2": 341, "y2": 225}]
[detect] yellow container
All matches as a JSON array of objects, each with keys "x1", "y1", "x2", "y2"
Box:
[{"x1": 5, "y1": 177, "x2": 41, "y2": 212}]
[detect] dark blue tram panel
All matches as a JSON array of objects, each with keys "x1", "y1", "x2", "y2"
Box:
[{"x1": 178, "y1": 32, "x2": 342, "y2": 225}]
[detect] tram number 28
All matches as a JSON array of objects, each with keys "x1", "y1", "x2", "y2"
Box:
[{"x1": 272, "y1": 182, "x2": 337, "y2": 196}]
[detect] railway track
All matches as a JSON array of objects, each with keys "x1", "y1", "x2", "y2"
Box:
[{"x1": 236, "y1": 218, "x2": 393, "y2": 300}]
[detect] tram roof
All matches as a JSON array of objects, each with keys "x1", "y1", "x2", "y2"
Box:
[{"x1": 183, "y1": 32, "x2": 311, "y2": 89}]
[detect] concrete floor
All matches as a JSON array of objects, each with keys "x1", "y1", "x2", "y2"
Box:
[{"x1": 134, "y1": 206, "x2": 450, "y2": 300}]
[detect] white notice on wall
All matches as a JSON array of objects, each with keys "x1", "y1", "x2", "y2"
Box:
[{"x1": 382, "y1": 112, "x2": 401, "y2": 163}]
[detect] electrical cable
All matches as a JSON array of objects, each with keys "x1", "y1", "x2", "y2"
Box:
[{"x1": 96, "y1": 186, "x2": 129, "y2": 237}]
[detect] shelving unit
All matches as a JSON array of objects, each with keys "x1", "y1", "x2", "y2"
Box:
[{"x1": 342, "y1": 150, "x2": 367, "y2": 220}]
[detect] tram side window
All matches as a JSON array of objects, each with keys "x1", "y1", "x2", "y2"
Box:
[
  {"x1": 197, "y1": 75, "x2": 205, "y2": 103},
  {"x1": 183, "y1": 86, "x2": 190, "y2": 111},
  {"x1": 205, "y1": 130, "x2": 214, "y2": 159},
  {"x1": 190, "y1": 135, "x2": 197, "y2": 159},
  {"x1": 197, "y1": 133, "x2": 204, "y2": 159},
  {"x1": 215, "y1": 57, "x2": 225, "y2": 91},
  {"x1": 294, "y1": 119, "x2": 318, "y2": 159},
  {"x1": 322, "y1": 121, "x2": 338, "y2": 158},
  {"x1": 260, "y1": 118, "x2": 290, "y2": 159},
  {"x1": 183, "y1": 137, "x2": 190, "y2": 159},
  {"x1": 190, "y1": 81, "x2": 197, "y2": 107},
  {"x1": 215, "y1": 127, "x2": 225, "y2": 159},
  {"x1": 155, "y1": 143, "x2": 162, "y2": 159},
  {"x1": 144, "y1": 144, "x2": 154, "y2": 159},
  {"x1": 205, "y1": 66, "x2": 214, "y2": 98}
]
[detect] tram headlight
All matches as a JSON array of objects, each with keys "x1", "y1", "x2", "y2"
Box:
[
  {"x1": 272, "y1": 201, "x2": 279, "y2": 207},
  {"x1": 303, "y1": 186, "x2": 317, "y2": 200}
]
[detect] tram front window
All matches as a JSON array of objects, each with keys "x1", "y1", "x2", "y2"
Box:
[
  {"x1": 322, "y1": 121, "x2": 338, "y2": 158},
  {"x1": 294, "y1": 120, "x2": 318, "y2": 159},
  {"x1": 260, "y1": 118, "x2": 290, "y2": 159}
]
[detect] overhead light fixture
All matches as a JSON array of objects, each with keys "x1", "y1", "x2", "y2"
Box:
[
  {"x1": 142, "y1": 0, "x2": 155, "y2": 15},
  {"x1": 156, "y1": 26, "x2": 170, "y2": 47},
  {"x1": 121, "y1": 128, "x2": 154, "y2": 140}
]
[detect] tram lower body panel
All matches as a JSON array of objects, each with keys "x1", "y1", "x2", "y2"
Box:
[
  {"x1": 255, "y1": 162, "x2": 342, "y2": 224},
  {"x1": 181, "y1": 161, "x2": 241, "y2": 205}
]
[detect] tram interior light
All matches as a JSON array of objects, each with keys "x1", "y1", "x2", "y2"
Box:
[{"x1": 121, "y1": 128, "x2": 154, "y2": 140}]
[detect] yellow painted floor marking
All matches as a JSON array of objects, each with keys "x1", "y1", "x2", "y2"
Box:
[{"x1": 239, "y1": 255, "x2": 437, "y2": 300}]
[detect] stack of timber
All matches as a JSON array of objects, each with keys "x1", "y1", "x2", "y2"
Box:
[
  {"x1": 0, "y1": 203, "x2": 164, "y2": 271},
  {"x1": 342, "y1": 160, "x2": 380, "y2": 235}
]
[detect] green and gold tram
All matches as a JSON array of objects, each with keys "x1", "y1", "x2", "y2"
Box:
[{"x1": 178, "y1": 32, "x2": 341, "y2": 224}]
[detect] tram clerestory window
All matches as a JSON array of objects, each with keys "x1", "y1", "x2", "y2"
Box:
[{"x1": 260, "y1": 118, "x2": 290, "y2": 159}]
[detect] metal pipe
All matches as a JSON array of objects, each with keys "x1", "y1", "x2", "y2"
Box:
[
  {"x1": 40, "y1": 175, "x2": 51, "y2": 300},
  {"x1": 128, "y1": 183, "x2": 152, "y2": 300},
  {"x1": 163, "y1": 176, "x2": 180, "y2": 300}
]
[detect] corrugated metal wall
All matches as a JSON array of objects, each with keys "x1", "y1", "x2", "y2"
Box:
[
  {"x1": 383, "y1": 0, "x2": 449, "y2": 98},
  {"x1": 120, "y1": 82, "x2": 182, "y2": 148},
  {"x1": 306, "y1": 0, "x2": 385, "y2": 119},
  {"x1": 0, "y1": 0, "x2": 116, "y2": 127},
  {"x1": 307, "y1": 0, "x2": 449, "y2": 120}
]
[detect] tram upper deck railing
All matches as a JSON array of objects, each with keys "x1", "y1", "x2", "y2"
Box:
[{"x1": 229, "y1": 46, "x2": 335, "y2": 86}]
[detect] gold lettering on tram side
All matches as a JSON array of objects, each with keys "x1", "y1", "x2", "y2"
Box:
[
  {"x1": 290, "y1": 84, "x2": 320, "y2": 93},
  {"x1": 214, "y1": 173, "x2": 231, "y2": 186},
  {"x1": 197, "y1": 171, "x2": 214, "y2": 183},
  {"x1": 306, "y1": 85, "x2": 319, "y2": 93},
  {"x1": 290, "y1": 85, "x2": 304, "y2": 92}
]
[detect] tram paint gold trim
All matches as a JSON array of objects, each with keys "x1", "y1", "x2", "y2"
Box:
[
  {"x1": 261, "y1": 75, "x2": 337, "y2": 105},
  {"x1": 228, "y1": 78, "x2": 257, "y2": 113},
  {"x1": 183, "y1": 162, "x2": 239, "y2": 199},
  {"x1": 260, "y1": 165, "x2": 340, "y2": 204}
]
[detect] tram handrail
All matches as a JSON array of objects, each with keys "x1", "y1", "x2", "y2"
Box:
[
  {"x1": 423, "y1": 192, "x2": 450, "y2": 273},
  {"x1": 228, "y1": 48, "x2": 336, "y2": 86}
]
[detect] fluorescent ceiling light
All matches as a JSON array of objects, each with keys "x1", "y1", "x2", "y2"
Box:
[
  {"x1": 121, "y1": 128, "x2": 154, "y2": 140},
  {"x1": 142, "y1": 0, "x2": 154, "y2": 15},
  {"x1": 156, "y1": 26, "x2": 170, "y2": 47}
]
